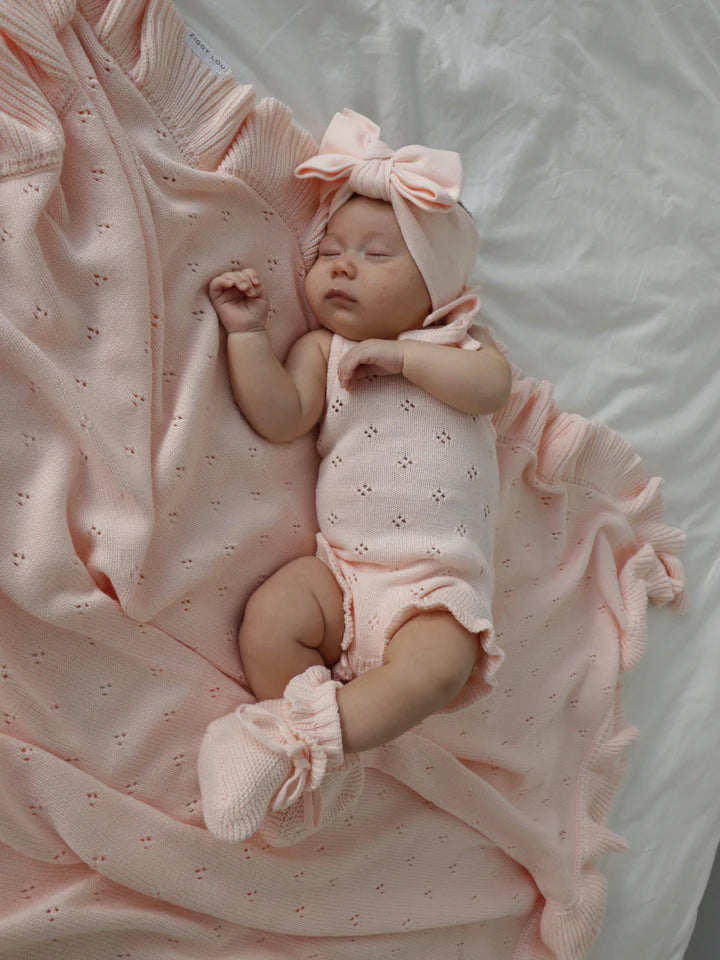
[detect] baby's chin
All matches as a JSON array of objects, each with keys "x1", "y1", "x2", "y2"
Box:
[
  {"x1": 316, "y1": 308, "x2": 379, "y2": 341},
  {"x1": 313, "y1": 301, "x2": 427, "y2": 341}
]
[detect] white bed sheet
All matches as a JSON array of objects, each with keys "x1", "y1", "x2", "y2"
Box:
[{"x1": 174, "y1": 2, "x2": 720, "y2": 957}]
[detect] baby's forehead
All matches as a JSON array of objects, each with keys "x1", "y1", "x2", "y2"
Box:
[{"x1": 324, "y1": 196, "x2": 401, "y2": 237}]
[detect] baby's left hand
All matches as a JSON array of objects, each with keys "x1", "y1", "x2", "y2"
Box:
[{"x1": 337, "y1": 339, "x2": 405, "y2": 390}]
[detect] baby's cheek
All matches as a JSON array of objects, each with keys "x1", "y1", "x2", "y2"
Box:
[{"x1": 304, "y1": 271, "x2": 323, "y2": 312}]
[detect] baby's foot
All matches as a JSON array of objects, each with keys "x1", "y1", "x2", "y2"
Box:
[
  {"x1": 198, "y1": 666, "x2": 345, "y2": 844},
  {"x1": 197, "y1": 700, "x2": 292, "y2": 843},
  {"x1": 260, "y1": 753, "x2": 365, "y2": 847}
]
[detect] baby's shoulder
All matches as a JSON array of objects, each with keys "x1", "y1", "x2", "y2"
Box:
[{"x1": 295, "y1": 326, "x2": 333, "y2": 362}]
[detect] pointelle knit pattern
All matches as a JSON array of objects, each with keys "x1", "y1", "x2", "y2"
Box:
[{"x1": 0, "y1": 1, "x2": 686, "y2": 958}]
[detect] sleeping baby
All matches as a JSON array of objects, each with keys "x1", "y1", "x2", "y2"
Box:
[{"x1": 198, "y1": 109, "x2": 512, "y2": 843}]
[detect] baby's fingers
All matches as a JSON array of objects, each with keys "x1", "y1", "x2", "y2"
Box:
[
  {"x1": 235, "y1": 269, "x2": 263, "y2": 296},
  {"x1": 337, "y1": 350, "x2": 361, "y2": 388},
  {"x1": 209, "y1": 269, "x2": 263, "y2": 299}
]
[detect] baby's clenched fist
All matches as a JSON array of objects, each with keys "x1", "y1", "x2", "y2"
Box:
[{"x1": 208, "y1": 269, "x2": 269, "y2": 334}]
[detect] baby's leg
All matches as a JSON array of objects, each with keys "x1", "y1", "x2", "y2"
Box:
[
  {"x1": 337, "y1": 612, "x2": 479, "y2": 754},
  {"x1": 238, "y1": 556, "x2": 345, "y2": 702}
]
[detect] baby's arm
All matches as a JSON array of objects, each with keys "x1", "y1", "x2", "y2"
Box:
[
  {"x1": 338, "y1": 329, "x2": 512, "y2": 416},
  {"x1": 209, "y1": 270, "x2": 330, "y2": 443}
]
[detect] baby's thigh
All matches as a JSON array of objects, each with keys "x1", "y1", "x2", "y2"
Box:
[{"x1": 383, "y1": 611, "x2": 478, "y2": 697}]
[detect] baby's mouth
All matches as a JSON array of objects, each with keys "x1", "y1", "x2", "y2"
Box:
[{"x1": 326, "y1": 288, "x2": 356, "y2": 302}]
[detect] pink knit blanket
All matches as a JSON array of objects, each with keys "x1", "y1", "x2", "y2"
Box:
[{"x1": 0, "y1": 2, "x2": 686, "y2": 958}]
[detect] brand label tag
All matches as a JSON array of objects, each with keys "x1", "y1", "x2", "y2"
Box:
[{"x1": 183, "y1": 29, "x2": 230, "y2": 77}]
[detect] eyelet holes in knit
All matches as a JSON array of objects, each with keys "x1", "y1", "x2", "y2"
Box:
[{"x1": 397, "y1": 456, "x2": 414, "y2": 469}]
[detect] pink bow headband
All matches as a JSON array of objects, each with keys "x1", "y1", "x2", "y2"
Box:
[{"x1": 296, "y1": 109, "x2": 481, "y2": 325}]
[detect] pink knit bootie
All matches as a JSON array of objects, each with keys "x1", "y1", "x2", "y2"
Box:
[
  {"x1": 259, "y1": 752, "x2": 365, "y2": 847},
  {"x1": 198, "y1": 665, "x2": 345, "y2": 843}
]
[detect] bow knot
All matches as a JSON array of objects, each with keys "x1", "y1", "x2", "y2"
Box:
[
  {"x1": 296, "y1": 109, "x2": 462, "y2": 212},
  {"x1": 348, "y1": 157, "x2": 394, "y2": 202},
  {"x1": 233, "y1": 704, "x2": 328, "y2": 813}
]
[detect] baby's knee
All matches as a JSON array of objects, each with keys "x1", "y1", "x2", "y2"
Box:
[
  {"x1": 432, "y1": 646, "x2": 477, "y2": 705},
  {"x1": 386, "y1": 613, "x2": 478, "y2": 705},
  {"x1": 237, "y1": 556, "x2": 342, "y2": 666},
  {"x1": 237, "y1": 578, "x2": 283, "y2": 661}
]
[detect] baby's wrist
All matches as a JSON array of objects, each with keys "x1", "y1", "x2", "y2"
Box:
[
  {"x1": 397, "y1": 339, "x2": 417, "y2": 378},
  {"x1": 225, "y1": 326, "x2": 267, "y2": 337},
  {"x1": 227, "y1": 327, "x2": 270, "y2": 341}
]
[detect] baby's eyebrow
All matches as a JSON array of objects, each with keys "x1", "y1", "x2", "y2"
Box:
[{"x1": 320, "y1": 229, "x2": 399, "y2": 245}]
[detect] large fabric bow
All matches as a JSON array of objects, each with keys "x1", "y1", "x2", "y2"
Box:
[{"x1": 295, "y1": 109, "x2": 463, "y2": 212}]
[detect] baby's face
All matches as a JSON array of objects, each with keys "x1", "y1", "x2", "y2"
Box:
[{"x1": 304, "y1": 196, "x2": 431, "y2": 341}]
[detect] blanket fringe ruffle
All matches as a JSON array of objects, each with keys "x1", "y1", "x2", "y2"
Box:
[
  {"x1": 0, "y1": 0, "x2": 322, "y2": 252},
  {"x1": 493, "y1": 366, "x2": 686, "y2": 960},
  {"x1": 493, "y1": 362, "x2": 686, "y2": 677},
  {"x1": 537, "y1": 710, "x2": 638, "y2": 960},
  {"x1": 81, "y1": 0, "x2": 321, "y2": 235}
]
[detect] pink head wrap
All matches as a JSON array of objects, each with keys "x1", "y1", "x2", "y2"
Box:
[{"x1": 295, "y1": 109, "x2": 481, "y2": 327}]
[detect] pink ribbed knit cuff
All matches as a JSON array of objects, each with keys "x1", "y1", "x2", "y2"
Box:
[{"x1": 283, "y1": 665, "x2": 345, "y2": 770}]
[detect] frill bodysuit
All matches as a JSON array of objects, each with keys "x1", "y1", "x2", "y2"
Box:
[{"x1": 315, "y1": 314, "x2": 503, "y2": 710}]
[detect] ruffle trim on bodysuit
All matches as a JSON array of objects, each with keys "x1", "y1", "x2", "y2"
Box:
[
  {"x1": 314, "y1": 533, "x2": 356, "y2": 671},
  {"x1": 315, "y1": 533, "x2": 503, "y2": 714},
  {"x1": 398, "y1": 298, "x2": 481, "y2": 346}
]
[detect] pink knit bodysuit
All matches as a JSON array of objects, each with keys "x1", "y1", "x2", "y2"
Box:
[{"x1": 314, "y1": 313, "x2": 503, "y2": 709}]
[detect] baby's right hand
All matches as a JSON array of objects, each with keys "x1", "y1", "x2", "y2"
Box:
[{"x1": 208, "y1": 269, "x2": 269, "y2": 334}]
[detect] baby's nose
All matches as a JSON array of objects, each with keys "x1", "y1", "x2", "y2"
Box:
[{"x1": 331, "y1": 253, "x2": 356, "y2": 276}]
